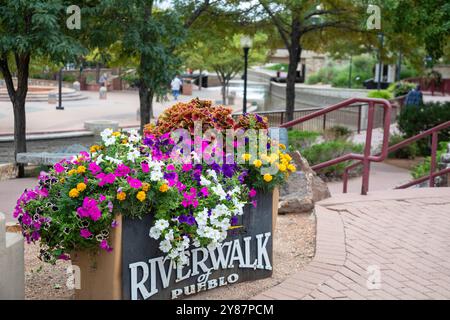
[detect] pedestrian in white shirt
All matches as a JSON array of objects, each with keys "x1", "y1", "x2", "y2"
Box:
[{"x1": 171, "y1": 75, "x2": 182, "y2": 101}]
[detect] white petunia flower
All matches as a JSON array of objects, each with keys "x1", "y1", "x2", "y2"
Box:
[
  {"x1": 100, "y1": 128, "x2": 113, "y2": 140},
  {"x1": 127, "y1": 149, "x2": 140, "y2": 162},
  {"x1": 164, "y1": 229, "x2": 174, "y2": 241},
  {"x1": 149, "y1": 226, "x2": 161, "y2": 239},
  {"x1": 95, "y1": 154, "x2": 104, "y2": 165},
  {"x1": 200, "y1": 175, "x2": 211, "y2": 186},
  {"x1": 159, "y1": 240, "x2": 172, "y2": 253},
  {"x1": 154, "y1": 219, "x2": 169, "y2": 231},
  {"x1": 206, "y1": 169, "x2": 218, "y2": 181},
  {"x1": 104, "y1": 136, "x2": 116, "y2": 146},
  {"x1": 211, "y1": 184, "x2": 227, "y2": 200}
]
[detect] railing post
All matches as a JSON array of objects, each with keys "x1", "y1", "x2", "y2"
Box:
[
  {"x1": 280, "y1": 111, "x2": 284, "y2": 126},
  {"x1": 322, "y1": 113, "x2": 327, "y2": 132},
  {"x1": 430, "y1": 132, "x2": 438, "y2": 187},
  {"x1": 343, "y1": 169, "x2": 349, "y2": 193},
  {"x1": 357, "y1": 104, "x2": 362, "y2": 134},
  {"x1": 361, "y1": 101, "x2": 375, "y2": 195}
]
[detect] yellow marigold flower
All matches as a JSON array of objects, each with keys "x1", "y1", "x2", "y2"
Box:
[
  {"x1": 122, "y1": 139, "x2": 128, "y2": 144},
  {"x1": 142, "y1": 182, "x2": 150, "y2": 192},
  {"x1": 77, "y1": 166, "x2": 86, "y2": 174},
  {"x1": 136, "y1": 191, "x2": 146, "y2": 202},
  {"x1": 159, "y1": 184, "x2": 169, "y2": 192},
  {"x1": 263, "y1": 173, "x2": 273, "y2": 182},
  {"x1": 117, "y1": 191, "x2": 126, "y2": 201},
  {"x1": 279, "y1": 143, "x2": 286, "y2": 150},
  {"x1": 76, "y1": 182, "x2": 87, "y2": 192},
  {"x1": 112, "y1": 131, "x2": 121, "y2": 136},
  {"x1": 69, "y1": 188, "x2": 79, "y2": 198},
  {"x1": 278, "y1": 164, "x2": 287, "y2": 172},
  {"x1": 60, "y1": 177, "x2": 65, "y2": 184},
  {"x1": 242, "y1": 153, "x2": 251, "y2": 161},
  {"x1": 90, "y1": 145, "x2": 101, "y2": 153},
  {"x1": 285, "y1": 154, "x2": 292, "y2": 162},
  {"x1": 288, "y1": 164, "x2": 296, "y2": 172},
  {"x1": 253, "y1": 159, "x2": 262, "y2": 168},
  {"x1": 68, "y1": 169, "x2": 76, "y2": 176}
]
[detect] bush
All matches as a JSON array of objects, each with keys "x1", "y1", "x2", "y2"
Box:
[
  {"x1": 323, "y1": 125, "x2": 352, "y2": 141},
  {"x1": 62, "y1": 74, "x2": 77, "y2": 83},
  {"x1": 387, "y1": 134, "x2": 419, "y2": 159},
  {"x1": 266, "y1": 63, "x2": 289, "y2": 71},
  {"x1": 367, "y1": 90, "x2": 393, "y2": 100},
  {"x1": 302, "y1": 140, "x2": 364, "y2": 178},
  {"x1": 387, "y1": 81, "x2": 416, "y2": 97},
  {"x1": 411, "y1": 141, "x2": 448, "y2": 179},
  {"x1": 398, "y1": 102, "x2": 450, "y2": 155},
  {"x1": 288, "y1": 130, "x2": 320, "y2": 150}
]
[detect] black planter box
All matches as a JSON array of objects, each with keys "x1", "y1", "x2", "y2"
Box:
[{"x1": 121, "y1": 190, "x2": 273, "y2": 300}]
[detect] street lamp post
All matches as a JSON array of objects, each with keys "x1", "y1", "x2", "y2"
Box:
[
  {"x1": 56, "y1": 67, "x2": 64, "y2": 110},
  {"x1": 348, "y1": 55, "x2": 353, "y2": 88},
  {"x1": 240, "y1": 35, "x2": 252, "y2": 114}
]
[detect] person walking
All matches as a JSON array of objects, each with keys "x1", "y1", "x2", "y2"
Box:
[
  {"x1": 404, "y1": 84, "x2": 423, "y2": 107},
  {"x1": 171, "y1": 75, "x2": 182, "y2": 101}
]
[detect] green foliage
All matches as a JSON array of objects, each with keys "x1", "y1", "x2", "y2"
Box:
[
  {"x1": 387, "y1": 81, "x2": 416, "y2": 97},
  {"x1": 324, "y1": 125, "x2": 353, "y2": 141},
  {"x1": 367, "y1": 90, "x2": 393, "y2": 100},
  {"x1": 287, "y1": 130, "x2": 320, "y2": 150},
  {"x1": 398, "y1": 102, "x2": 450, "y2": 155},
  {"x1": 388, "y1": 134, "x2": 419, "y2": 159},
  {"x1": 307, "y1": 55, "x2": 375, "y2": 88},
  {"x1": 411, "y1": 142, "x2": 448, "y2": 179},
  {"x1": 266, "y1": 63, "x2": 289, "y2": 71},
  {"x1": 302, "y1": 140, "x2": 364, "y2": 178}
]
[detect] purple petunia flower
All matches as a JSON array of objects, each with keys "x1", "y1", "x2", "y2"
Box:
[{"x1": 80, "y1": 228, "x2": 92, "y2": 239}]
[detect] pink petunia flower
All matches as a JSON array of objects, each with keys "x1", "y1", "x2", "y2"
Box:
[
  {"x1": 96, "y1": 173, "x2": 116, "y2": 187},
  {"x1": 166, "y1": 164, "x2": 175, "y2": 171},
  {"x1": 89, "y1": 162, "x2": 102, "y2": 175},
  {"x1": 249, "y1": 189, "x2": 257, "y2": 198},
  {"x1": 141, "y1": 161, "x2": 149, "y2": 173},
  {"x1": 80, "y1": 228, "x2": 92, "y2": 239},
  {"x1": 127, "y1": 176, "x2": 142, "y2": 189},
  {"x1": 114, "y1": 164, "x2": 130, "y2": 177},
  {"x1": 200, "y1": 187, "x2": 209, "y2": 197},
  {"x1": 54, "y1": 163, "x2": 65, "y2": 173},
  {"x1": 182, "y1": 163, "x2": 192, "y2": 172}
]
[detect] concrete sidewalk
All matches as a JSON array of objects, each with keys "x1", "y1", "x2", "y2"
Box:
[
  {"x1": 327, "y1": 162, "x2": 412, "y2": 195},
  {"x1": 0, "y1": 178, "x2": 37, "y2": 222}
]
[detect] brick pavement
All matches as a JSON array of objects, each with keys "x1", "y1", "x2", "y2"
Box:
[{"x1": 253, "y1": 187, "x2": 450, "y2": 300}]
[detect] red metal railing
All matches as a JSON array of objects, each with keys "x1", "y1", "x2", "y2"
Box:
[
  {"x1": 342, "y1": 120, "x2": 450, "y2": 192},
  {"x1": 405, "y1": 77, "x2": 450, "y2": 96},
  {"x1": 281, "y1": 98, "x2": 392, "y2": 195}
]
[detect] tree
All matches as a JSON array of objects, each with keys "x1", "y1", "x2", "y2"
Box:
[
  {"x1": 97, "y1": 0, "x2": 213, "y2": 131},
  {"x1": 203, "y1": 33, "x2": 269, "y2": 105},
  {"x1": 256, "y1": 0, "x2": 359, "y2": 122},
  {"x1": 0, "y1": 1, "x2": 84, "y2": 176}
]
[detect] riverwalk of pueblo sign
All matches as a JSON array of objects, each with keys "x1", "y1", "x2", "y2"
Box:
[{"x1": 121, "y1": 191, "x2": 273, "y2": 300}]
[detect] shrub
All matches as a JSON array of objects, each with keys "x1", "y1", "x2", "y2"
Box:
[
  {"x1": 266, "y1": 63, "x2": 289, "y2": 71},
  {"x1": 62, "y1": 74, "x2": 77, "y2": 83},
  {"x1": 306, "y1": 73, "x2": 321, "y2": 84},
  {"x1": 411, "y1": 141, "x2": 448, "y2": 179},
  {"x1": 323, "y1": 125, "x2": 352, "y2": 141},
  {"x1": 387, "y1": 81, "x2": 416, "y2": 97},
  {"x1": 367, "y1": 90, "x2": 393, "y2": 100},
  {"x1": 387, "y1": 134, "x2": 419, "y2": 159},
  {"x1": 288, "y1": 130, "x2": 320, "y2": 150},
  {"x1": 398, "y1": 102, "x2": 450, "y2": 155},
  {"x1": 302, "y1": 140, "x2": 364, "y2": 178}
]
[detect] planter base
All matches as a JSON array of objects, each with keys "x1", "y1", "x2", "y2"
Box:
[{"x1": 71, "y1": 215, "x2": 122, "y2": 300}]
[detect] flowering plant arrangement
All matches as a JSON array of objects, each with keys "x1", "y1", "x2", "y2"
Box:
[{"x1": 15, "y1": 99, "x2": 297, "y2": 264}]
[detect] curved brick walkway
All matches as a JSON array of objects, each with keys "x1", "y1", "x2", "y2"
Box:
[{"x1": 254, "y1": 187, "x2": 450, "y2": 300}]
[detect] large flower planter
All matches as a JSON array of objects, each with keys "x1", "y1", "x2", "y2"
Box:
[{"x1": 72, "y1": 190, "x2": 277, "y2": 300}]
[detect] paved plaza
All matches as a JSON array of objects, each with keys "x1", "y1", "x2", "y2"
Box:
[
  {"x1": 0, "y1": 87, "x2": 228, "y2": 135},
  {"x1": 254, "y1": 187, "x2": 450, "y2": 300}
]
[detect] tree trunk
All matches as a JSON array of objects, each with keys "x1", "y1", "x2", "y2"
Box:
[
  {"x1": 13, "y1": 98, "x2": 27, "y2": 177},
  {"x1": 221, "y1": 82, "x2": 227, "y2": 105},
  {"x1": 96, "y1": 62, "x2": 100, "y2": 83},
  {"x1": 286, "y1": 45, "x2": 302, "y2": 123},
  {"x1": 139, "y1": 83, "x2": 154, "y2": 133}
]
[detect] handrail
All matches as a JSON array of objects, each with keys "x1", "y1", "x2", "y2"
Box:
[
  {"x1": 281, "y1": 97, "x2": 392, "y2": 195},
  {"x1": 342, "y1": 120, "x2": 450, "y2": 192}
]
